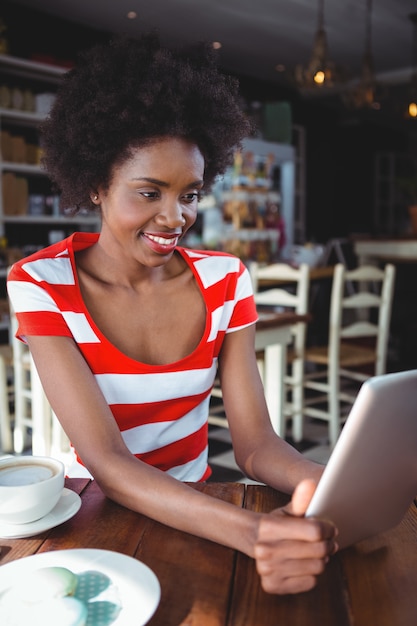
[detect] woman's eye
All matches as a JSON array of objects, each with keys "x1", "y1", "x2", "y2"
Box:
[
  {"x1": 140, "y1": 191, "x2": 159, "y2": 199},
  {"x1": 183, "y1": 192, "x2": 201, "y2": 203}
]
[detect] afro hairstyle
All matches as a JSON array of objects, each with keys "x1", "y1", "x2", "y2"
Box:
[{"x1": 40, "y1": 32, "x2": 253, "y2": 212}]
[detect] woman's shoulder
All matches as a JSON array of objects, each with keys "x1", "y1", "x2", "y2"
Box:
[
  {"x1": 8, "y1": 233, "x2": 98, "y2": 282},
  {"x1": 7, "y1": 240, "x2": 68, "y2": 283},
  {"x1": 178, "y1": 246, "x2": 249, "y2": 283}
]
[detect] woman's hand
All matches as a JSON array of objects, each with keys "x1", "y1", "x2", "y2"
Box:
[{"x1": 254, "y1": 479, "x2": 338, "y2": 595}]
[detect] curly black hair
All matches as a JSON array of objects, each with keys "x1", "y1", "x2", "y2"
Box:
[{"x1": 40, "y1": 32, "x2": 252, "y2": 213}]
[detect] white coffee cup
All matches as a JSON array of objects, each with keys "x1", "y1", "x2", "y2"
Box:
[{"x1": 0, "y1": 456, "x2": 65, "y2": 525}]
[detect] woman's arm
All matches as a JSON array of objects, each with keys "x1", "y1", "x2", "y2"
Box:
[
  {"x1": 26, "y1": 333, "x2": 336, "y2": 594},
  {"x1": 217, "y1": 324, "x2": 338, "y2": 593},
  {"x1": 217, "y1": 323, "x2": 324, "y2": 491}
]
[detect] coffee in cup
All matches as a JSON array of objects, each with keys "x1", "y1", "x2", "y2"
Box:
[{"x1": 0, "y1": 456, "x2": 65, "y2": 525}]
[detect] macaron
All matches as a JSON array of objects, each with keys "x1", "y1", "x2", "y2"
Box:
[
  {"x1": 19, "y1": 566, "x2": 79, "y2": 602},
  {"x1": 31, "y1": 597, "x2": 88, "y2": 626},
  {"x1": 1, "y1": 596, "x2": 88, "y2": 626}
]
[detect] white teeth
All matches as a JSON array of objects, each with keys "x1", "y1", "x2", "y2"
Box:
[{"x1": 146, "y1": 234, "x2": 178, "y2": 246}]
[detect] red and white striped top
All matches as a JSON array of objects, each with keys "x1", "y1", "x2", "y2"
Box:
[{"x1": 7, "y1": 233, "x2": 258, "y2": 481}]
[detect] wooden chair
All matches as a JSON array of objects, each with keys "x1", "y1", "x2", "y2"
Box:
[
  {"x1": 303, "y1": 262, "x2": 396, "y2": 448},
  {"x1": 249, "y1": 261, "x2": 310, "y2": 442}
]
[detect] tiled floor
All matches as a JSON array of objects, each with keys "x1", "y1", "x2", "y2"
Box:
[{"x1": 208, "y1": 417, "x2": 332, "y2": 484}]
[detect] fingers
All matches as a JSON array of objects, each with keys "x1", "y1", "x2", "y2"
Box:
[
  {"x1": 253, "y1": 492, "x2": 339, "y2": 595},
  {"x1": 255, "y1": 534, "x2": 334, "y2": 566},
  {"x1": 286, "y1": 478, "x2": 317, "y2": 517},
  {"x1": 259, "y1": 509, "x2": 336, "y2": 544},
  {"x1": 256, "y1": 549, "x2": 328, "y2": 595},
  {"x1": 254, "y1": 535, "x2": 335, "y2": 595},
  {"x1": 260, "y1": 571, "x2": 321, "y2": 595}
]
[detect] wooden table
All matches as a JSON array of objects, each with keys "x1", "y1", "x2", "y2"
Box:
[
  {"x1": 2, "y1": 479, "x2": 417, "y2": 626},
  {"x1": 255, "y1": 311, "x2": 309, "y2": 437}
]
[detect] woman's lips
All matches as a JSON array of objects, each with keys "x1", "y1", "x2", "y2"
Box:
[{"x1": 141, "y1": 232, "x2": 180, "y2": 254}]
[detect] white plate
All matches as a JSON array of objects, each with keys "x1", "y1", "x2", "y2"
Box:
[
  {"x1": 0, "y1": 488, "x2": 81, "y2": 538},
  {"x1": 0, "y1": 549, "x2": 161, "y2": 626}
]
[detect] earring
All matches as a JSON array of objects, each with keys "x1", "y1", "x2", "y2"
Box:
[{"x1": 91, "y1": 194, "x2": 99, "y2": 202}]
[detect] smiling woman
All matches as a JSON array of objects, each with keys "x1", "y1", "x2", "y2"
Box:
[
  {"x1": 7, "y1": 33, "x2": 337, "y2": 597},
  {"x1": 91, "y1": 137, "x2": 205, "y2": 268}
]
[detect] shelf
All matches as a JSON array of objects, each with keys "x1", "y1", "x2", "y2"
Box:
[
  {"x1": 0, "y1": 55, "x2": 74, "y2": 343},
  {"x1": 222, "y1": 188, "x2": 281, "y2": 201},
  {"x1": 0, "y1": 162, "x2": 45, "y2": 176},
  {"x1": 0, "y1": 55, "x2": 66, "y2": 84},
  {"x1": 3, "y1": 215, "x2": 100, "y2": 225},
  {"x1": 0, "y1": 107, "x2": 46, "y2": 125}
]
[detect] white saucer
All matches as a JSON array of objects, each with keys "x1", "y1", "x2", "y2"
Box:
[{"x1": 0, "y1": 488, "x2": 81, "y2": 538}]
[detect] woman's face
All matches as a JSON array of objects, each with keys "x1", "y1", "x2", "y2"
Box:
[{"x1": 96, "y1": 137, "x2": 205, "y2": 267}]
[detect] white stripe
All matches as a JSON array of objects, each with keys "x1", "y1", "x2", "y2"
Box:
[
  {"x1": 8, "y1": 281, "x2": 100, "y2": 343},
  {"x1": 62, "y1": 312, "x2": 100, "y2": 343},
  {"x1": 121, "y1": 397, "x2": 210, "y2": 454},
  {"x1": 183, "y1": 249, "x2": 209, "y2": 259},
  {"x1": 206, "y1": 267, "x2": 254, "y2": 342},
  {"x1": 208, "y1": 301, "x2": 235, "y2": 342},
  {"x1": 96, "y1": 360, "x2": 217, "y2": 404},
  {"x1": 194, "y1": 255, "x2": 240, "y2": 289},
  {"x1": 166, "y1": 447, "x2": 208, "y2": 481},
  {"x1": 22, "y1": 255, "x2": 75, "y2": 285},
  {"x1": 236, "y1": 268, "x2": 255, "y2": 300},
  {"x1": 7, "y1": 280, "x2": 60, "y2": 313},
  {"x1": 66, "y1": 459, "x2": 93, "y2": 479}
]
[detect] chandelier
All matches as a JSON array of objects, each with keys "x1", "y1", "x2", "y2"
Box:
[
  {"x1": 407, "y1": 12, "x2": 417, "y2": 118},
  {"x1": 294, "y1": 0, "x2": 348, "y2": 94},
  {"x1": 342, "y1": 0, "x2": 380, "y2": 109}
]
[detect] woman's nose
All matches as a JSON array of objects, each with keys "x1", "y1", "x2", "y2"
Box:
[{"x1": 156, "y1": 200, "x2": 186, "y2": 227}]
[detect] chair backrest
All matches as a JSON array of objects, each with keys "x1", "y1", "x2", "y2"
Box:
[
  {"x1": 329, "y1": 263, "x2": 396, "y2": 375},
  {"x1": 249, "y1": 262, "x2": 310, "y2": 355},
  {"x1": 250, "y1": 262, "x2": 310, "y2": 309}
]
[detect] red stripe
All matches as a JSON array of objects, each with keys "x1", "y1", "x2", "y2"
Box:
[
  {"x1": 111, "y1": 389, "x2": 211, "y2": 429},
  {"x1": 136, "y1": 422, "x2": 208, "y2": 471},
  {"x1": 229, "y1": 295, "x2": 258, "y2": 329},
  {"x1": 15, "y1": 311, "x2": 72, "y2": 338}
]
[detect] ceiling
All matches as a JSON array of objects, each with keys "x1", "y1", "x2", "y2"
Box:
[
  {"x1": 6, "y1": 0, "x2": 417, "y2": 126},
  {"x1": 11, "y1": 0, "x2": 417, "y2": 86}
]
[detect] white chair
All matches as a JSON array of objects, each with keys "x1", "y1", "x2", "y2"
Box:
[
  {"x1": 9, "y1": 305, "x2": 72, "y2": 466},
  {"x1": 10, "y1": 314, "x2": 33, "y2": 454},
  {"x1": 0, "y1": 344, "x2": 13, "y2": 453},
  {"x1": 249, "y1": 261, "x2": 310, "y2": 442},
  {"x1": 303, "y1": 262, "x2": 396, "y2": 448}
]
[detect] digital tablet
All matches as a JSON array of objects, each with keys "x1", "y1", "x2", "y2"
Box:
[{"x1": 305, "y1": 369, "x2": 417, "y2": 549}]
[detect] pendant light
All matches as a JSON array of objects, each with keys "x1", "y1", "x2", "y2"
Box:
[
  {"x1": 343, "y1": 0, "x2": 379, "y2": 109},
  {"x1": 407, "y1": 12, "x2": 417, "y2": 119},
  {"x1": 294, "y1": 0, "x2": 347, "y2": 93}
]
